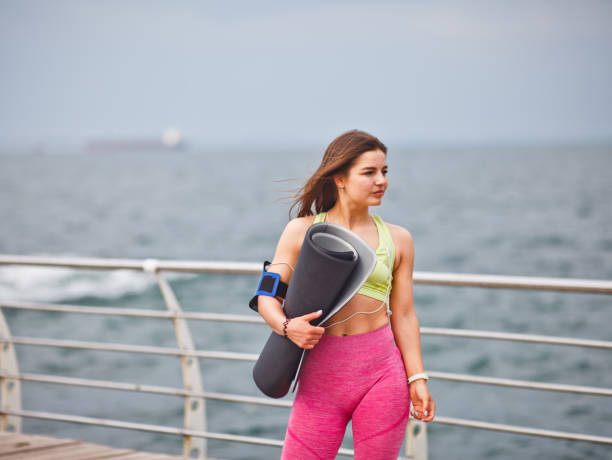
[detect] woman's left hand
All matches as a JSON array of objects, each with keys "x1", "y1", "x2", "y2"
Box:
[{"x1": 409, "y1": 380, "x2": 435, "y2": 422}]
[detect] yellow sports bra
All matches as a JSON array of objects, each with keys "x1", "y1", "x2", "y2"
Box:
[{"x1": 313, "y1": 212, "x2": 395, "y2": 304}]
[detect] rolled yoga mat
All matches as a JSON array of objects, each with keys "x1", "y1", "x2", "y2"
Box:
[{"x1": 252, "y1": 222, "x2": 376, "y2": 398}]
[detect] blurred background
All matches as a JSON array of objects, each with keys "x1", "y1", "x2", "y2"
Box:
[{"x1": 1, "y1": 1, "x2": 611, "y2": 459}]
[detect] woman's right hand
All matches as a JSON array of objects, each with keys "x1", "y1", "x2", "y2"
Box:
[{"x1": 285, "y1": 310, "x2": 325, "y2": 349}]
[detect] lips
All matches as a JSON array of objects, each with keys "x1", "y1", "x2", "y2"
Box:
[{"x1": 373, "y1": 190, "x2": 385, "y2": 197}]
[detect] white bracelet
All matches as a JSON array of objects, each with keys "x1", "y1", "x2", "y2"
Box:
[{"x1": 407, "y1": 373, "x2": 429, "y2": 384}]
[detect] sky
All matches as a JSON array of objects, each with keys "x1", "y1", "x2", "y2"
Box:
[{"x1": 1, "y1": 0, "x2": 611, "y2": 151}]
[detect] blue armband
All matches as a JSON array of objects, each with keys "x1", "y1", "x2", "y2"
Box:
[{"x1": 248, "y1": 261, "x2": 289, "y2": 312}]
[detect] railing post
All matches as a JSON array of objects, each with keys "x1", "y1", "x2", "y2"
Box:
[
  {"x1": 0, "y1": 308, "x2": 22, "y2": 433},
  {"x1": 145, "y1": 260, "x2": 206, "y2": 459},
  {"x1": 404, "y1": 419, "x2": 428, "y2": 460}
]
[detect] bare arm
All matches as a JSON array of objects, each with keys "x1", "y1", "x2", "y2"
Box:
[
  {"x1": 388, "y1": 225, "x2": 435, "y2": 422},
  {"x1": 257, "y1": 218, "x2": 325, "y2": 349}
]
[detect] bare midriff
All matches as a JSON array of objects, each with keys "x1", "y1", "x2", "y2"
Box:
[{"x1": 322, "y1": 293, "x2": 389, "y2": 336}]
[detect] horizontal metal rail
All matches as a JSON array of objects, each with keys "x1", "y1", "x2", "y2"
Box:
[
  {"x1": 433, "y1": 416, "x2": 612, "y2": 445},
  {"x1": 3, "y1": 407, "x2": 611, "y2": 447},
  {"x1": 426, "y1": 371, "x2": 612, "y2": 396},
  {"x1": 0, "y1": 408, "x2": 282, "y2": 449},
  {"x1": 0, "y1": 256, "x2": 261, "y2": 275},
  {"x1": 0, "y1": 408, "x2": 356, "y2": 457},
  {"x1": 2, "y1": 337, "x2": 259, "y2": 361},
  {"x1": 0, "y1": 371, "x2": 293, "y2": 408},
  {"x1": 414, "y1": 271, "x2": 612, "y2": 294},
  {"x1": 420, "y1": 327, "x2": 612, "y2": 349},
  {"x1": 0, "y1": 301, "x2": 266, "y2": 324},
  {"x1": 2, "y1": 301, "x2": 611, "y2": 349},
  {"x1": 1, "y1": 255, "x2": 611, "y2": 294}
]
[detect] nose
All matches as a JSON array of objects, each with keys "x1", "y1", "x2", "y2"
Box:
[{"x1": 375, "y1": 172, "x2": 387, "y2": 185}]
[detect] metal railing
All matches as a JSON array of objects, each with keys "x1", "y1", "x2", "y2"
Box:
[{"x1": 0, "y1": 254, "x2": 611, "y2": 460}]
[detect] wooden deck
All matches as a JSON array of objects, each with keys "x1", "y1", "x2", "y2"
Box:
[{"x1": 0, "y1": 433, "x2": 196, "y2": 459}]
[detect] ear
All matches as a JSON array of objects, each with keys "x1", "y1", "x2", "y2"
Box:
[{"x1": 333, "y1": 174, "x2": 345, "y2": 190}]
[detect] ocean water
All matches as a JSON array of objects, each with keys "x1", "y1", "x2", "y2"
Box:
[{"x1": 0, "y1": 146, "x2": 611, "y2": 460}]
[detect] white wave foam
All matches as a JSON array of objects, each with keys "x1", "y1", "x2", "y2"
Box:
[{"x1": 0, "y1": 265, "x2": 194, "y2": 302}]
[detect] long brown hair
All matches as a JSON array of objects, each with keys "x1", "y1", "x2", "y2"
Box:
[{"x1": 290, "y1": 130, "x2": 387, "y2": 218}]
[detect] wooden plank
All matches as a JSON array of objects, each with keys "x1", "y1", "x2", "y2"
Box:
[
  {"x1": 0, "y1": 434, "x2": 196, "y2": 459},
  {"x1": 103, "y1": 453, "x2": 185, "y2": 460},
  {"x1": 0, "y1": 442, "x2": 120, "y2": 459},
  {"x1": 0, "y1": 434, "x2": 78, "y2": 456}
]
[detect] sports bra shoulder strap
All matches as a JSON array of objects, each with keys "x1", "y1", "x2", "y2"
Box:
[
  {"x1": 372, "y1": 214, "x2": 396, "y2": 261},
  {"x1": 313, "y1": 212, "x2": 327, "y2": 224},
  {"x1": 371, "y1": 214, "x2": 388, "y2": 235}
]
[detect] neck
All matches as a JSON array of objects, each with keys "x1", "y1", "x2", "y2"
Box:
[{"x1": 326, "y1": 200, "x2": 370, "y2": 230}]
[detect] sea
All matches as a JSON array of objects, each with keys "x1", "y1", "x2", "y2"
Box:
[{"x1": 0, "y1": 146, "x2": 611, "y2": 460}]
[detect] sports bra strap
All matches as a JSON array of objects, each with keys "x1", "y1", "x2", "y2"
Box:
[
  {"x1": 371, "y1": 214, "x2": 395, "y2": 268},
  {"x1": 313, "y1": 212, "x2": 327, "y2": 224}
]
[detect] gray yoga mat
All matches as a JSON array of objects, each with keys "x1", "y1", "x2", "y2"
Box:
[{"x1": 252, "y1": 222, "x2": 376, "y2": 398}]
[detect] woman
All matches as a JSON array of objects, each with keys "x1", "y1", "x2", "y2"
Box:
[{"x1": 257, "y1": 130, "x2": 435, "y2": 459}]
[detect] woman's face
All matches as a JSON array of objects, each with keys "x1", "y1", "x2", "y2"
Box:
[{"x1": 337, "y1": 149, "x2": 388, "y2": 207}]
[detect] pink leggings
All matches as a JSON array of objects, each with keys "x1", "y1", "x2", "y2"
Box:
[{"x1": 281, "y1": 324, "x2": 410, "y2": 460}]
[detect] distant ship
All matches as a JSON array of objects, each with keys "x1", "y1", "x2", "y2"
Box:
[{"x1": 85, "y1": 128, "x2": 184, "y2": 153}]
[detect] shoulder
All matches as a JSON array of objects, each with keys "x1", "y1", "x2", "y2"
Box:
[
  {"x1": 388, "y1": 223, "x2": 414, "y2": 247},
  {"x1": 272, "y1": 216, "x2": 317, "y2": 267},
  {"x1": 283, "y1": 215, "x2": 316, "y2": 235},
  {"x1": 278, "y1": 215, "x2": 317, "y2": 248},
  {"x1": 378, "y1": 218, "x2": 414, "y2": 248}
]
